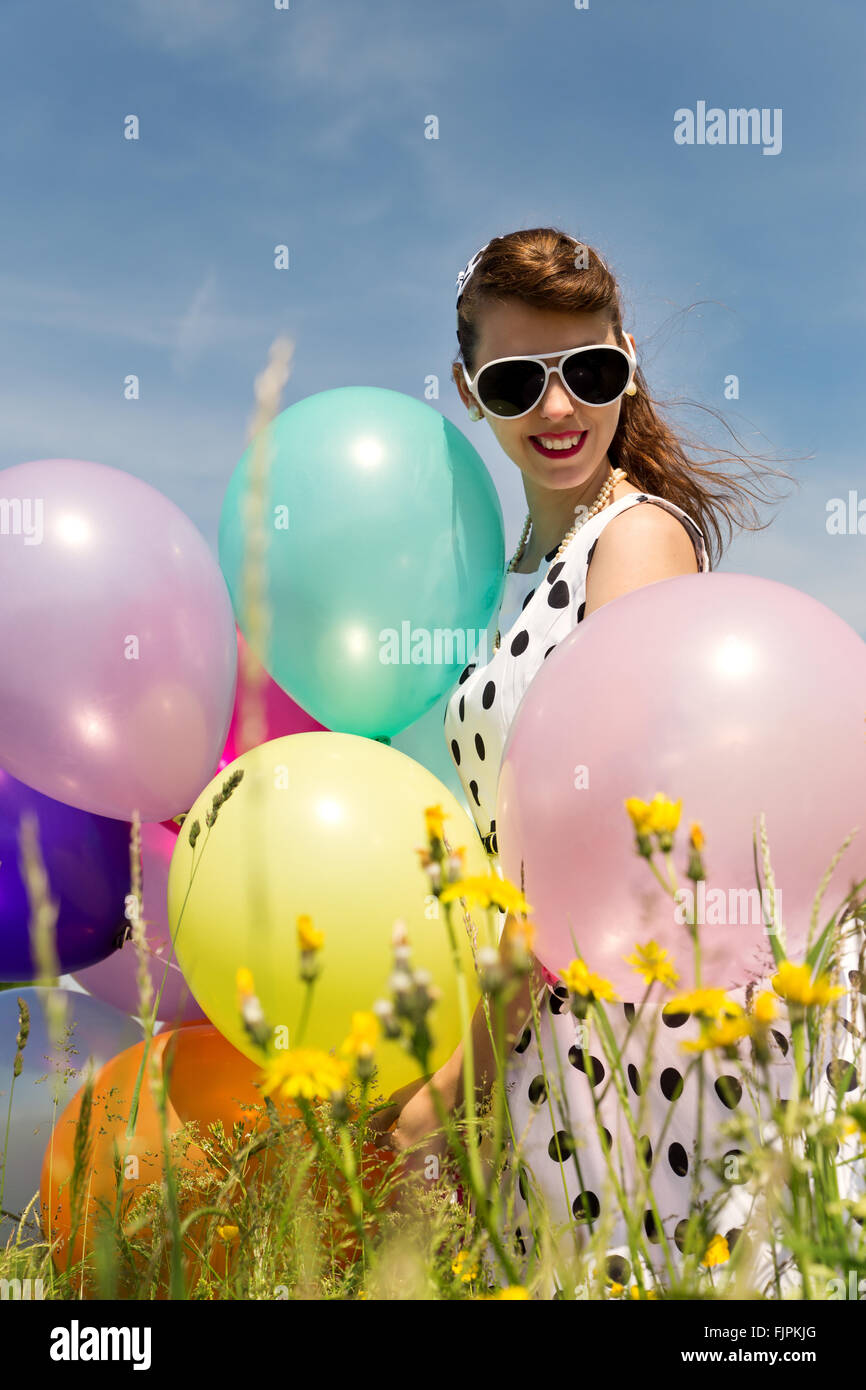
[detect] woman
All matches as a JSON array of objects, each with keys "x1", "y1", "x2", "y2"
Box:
[{"x1": 377, "y1": 228, "x2": 860, "y2": 1296}]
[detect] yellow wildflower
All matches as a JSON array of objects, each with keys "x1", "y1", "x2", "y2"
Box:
[
  {"x1": 297, "y1": 914, "x2": 325, "y2": 953},
  {"x1": 682, "y1": 1016, "x2": 753, "y2": 1053},
  {"x1": 560, "y1": 958, "x2": 618, "y2": 1002},
  {"x1": 846, "y1": 1102, "x2": 866, "y2": 1136},
  {"x1": 628, "y1": 1284, "x2": 657, "y2": 1299},
  {"x1": 753, "y1": 991, "x2": 778, "y2": 1024},
  {"x1": 625, "y1": 940, "x2": 680, "y2": 988},
  {"x1": 216, "y1": 1224, "x2": 239, "y2": 1242},
  {"x1": 625, "y1": 797, "x2": 654, "y2": 835},
  {"x1": 259, "y1": 1048, "x2": 349, "y2": 1102},
  {"x1": 236, "y1": 967, "x2": 255, "y2": 1001},
  {"x1": 452, "y1": 1250, "x2": 480, "y2": 1283},
  {"x1": 424, "y1": 804, "x2": 448, "y2": 842},
  {"x1": 339, "y1": 1010, "x2": 380, "y2": 1060},
  {"x1": 701, "y1": 1234, "x2": 730, "y2": 1268},
  {"x1": 491, "y1": 1286, "x2": 530, "y2": 1300},
  {"x1": 607, "y1": 1281, "x2": 624, "y2": 1297},
  {"x1": 689, "y1": 822, "x2": 705, "y2": 852},
  {"x1": 647, "y1": 794, "x2": 682, "y2": 835},
  {"x1": 439, "y1": 874, "x2": 532, "y2": 917},
  {"x1": 665, "y1": 988, "x2": 742, "y2": 1021},
  {"x1": 771, "y1": 960, "x2": 845, "y2": 1007}
]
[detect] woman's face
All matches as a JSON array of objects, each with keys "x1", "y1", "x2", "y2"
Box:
[{"x1": 453, "y1": 300, "x2": 633, "y2": 492}]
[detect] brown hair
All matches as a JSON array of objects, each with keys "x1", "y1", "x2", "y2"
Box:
[{"x1": 454, "y1": 227, "x2": 795, "y2": 568}]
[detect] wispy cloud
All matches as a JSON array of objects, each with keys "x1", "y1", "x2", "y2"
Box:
[{"x1": 171, "y1": 268, "x2": 221, "y2": 374}]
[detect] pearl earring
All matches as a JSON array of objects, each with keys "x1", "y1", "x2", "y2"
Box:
[{"x1": 468, "y1": 404, "x2": 482, "y2": 420}]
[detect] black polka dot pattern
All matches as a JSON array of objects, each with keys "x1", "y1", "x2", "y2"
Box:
[
  {"x1": 827, "y1": 1059, "x2": 858, "y2": 1092},
  {"x1": 528, "y1": 1075, "x2": 547, "y2": 1105},
  {"x1": 573, "y1": 1191, "x2": 600, "y2": 1223},
  {"x1": 442, "y1": 492, "x2": 710, "y2": 865},
  {"x1": 668, "y1": 1142, "x2": 688, "y2": 1177},
  {"x1": 714, "y1": 1076, "x2": 742, "y2": 1109},
  {"x1": 569, "y1": 1047, "x2": 605, "y2": 1085},
  {"x1": 430, "y1": 492, "x2": 834, "y2": 1292},
  {"x1": 660, "y1": 1068, "x2": 684, "y2": 1101},
  {"x1": 548, "y1": 1131, "x2": 577, "y2": 1163}
]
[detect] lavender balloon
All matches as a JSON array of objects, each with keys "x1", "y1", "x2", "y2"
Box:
[
  {"x1": 0, "y1": 459, "x2": 237, "y2": 821},
  {"x1": 0, "y1": 767, "x2": 131, "y2": 978}
]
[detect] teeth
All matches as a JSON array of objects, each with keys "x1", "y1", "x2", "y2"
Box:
[{"x1": 535, "y1": 432, "x2": 583, "y2": 450}]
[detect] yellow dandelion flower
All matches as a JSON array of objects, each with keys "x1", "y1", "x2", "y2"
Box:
[
  {"x1": 846, "y1": 1103, "x2": 866, "y2": 1136},
  {"x1": 625, "y1": 940, "x2": 680, "y2": 988},
  {"x1": 753, "y1": 990, "x2": 778, "y2": 1024},
  {"x1": 701, "y1": 1234, "x2": 730, "y2": 1268},
  {"x1": 560, "y1": 958, "x2": 618, "y2": 1002},
  {"x1": 452, "y1": 1250, "x2": 480, "y2": 1283},
  {"x1": 624, "y1": 797, "x2": 654, "y2": 835},
  {"x1": 439, "y1": 875, "x2": 532, "y2": 917},
  {"x1": 682, "y1": 1016, "x2": 753, "y2": 1053},
  {"x1": 339, "y1": 1010, "x2": 380, "y2": 1059},
  {"x1": 236, "y1": 967, "x2": 255, "y2": 1001},
  {"x1": 647, "y1": 794, "x2": 682, "y2": 835},
  {"x1": 772, "y1": 960, "x2": 845, "y2": 1007},
  {"x1": 689, "y1": 822, "x2": 705, "y2": 852},
  {"x1": 259, "y1": 1048, "x2": 349, "y2": 1102},
  {"x1": 665, "y1": 988, "x2": 742, "y2": 1021},
  {"x1": 297, "y1": 914, "x2": 324, "y2": 953},
  {"x1": 424, "y1": 804, "x2": 448, "y2": 842}
]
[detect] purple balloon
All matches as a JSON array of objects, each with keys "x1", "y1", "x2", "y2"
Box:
[
  {"x1": 0, "y1": 767, "x2": 130, "y2": 978},
  {"x1": 0, "y1": 459, "x2": 237, "y2": 821}
]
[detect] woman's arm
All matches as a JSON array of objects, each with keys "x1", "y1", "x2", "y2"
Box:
[
  {"x1": 583, "y1": 501, "x2": 699, "y2": 618},
  {"x1": 370, "y1": 913, "x2": 541, "y2": 1162}
]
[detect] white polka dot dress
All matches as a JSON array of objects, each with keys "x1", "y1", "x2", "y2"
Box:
[{"x1": 442, "y1": 492, "x2": 866, "y2": 1297}]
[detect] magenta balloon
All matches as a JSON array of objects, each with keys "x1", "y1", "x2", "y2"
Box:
[
  {"x1": 217, "y1": 629, "x2": 326, "y2": 770},
  {"x1": 497, "y1": 573, "x2": 866, "y2": 994},
  {"x1": 72, "y1": 820, "x2": 205, "y2": 1022},
  {"x1": 0, "y1": 459, "x2": 237, "y2": 821}
]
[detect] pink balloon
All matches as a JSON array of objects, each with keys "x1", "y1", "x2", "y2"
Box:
[
  {"x1": 73, "y1": 820, "x2": 204, "y2": 1023},
  {"x1": 497, "y1": 573, "x2": 866, "y2": 994},
  {"x1": 0, "y1": 459, "x2": 237, "y2": 821},
  {"x1": 218, "y1": 629, "x2": 326, "y2": 770}
]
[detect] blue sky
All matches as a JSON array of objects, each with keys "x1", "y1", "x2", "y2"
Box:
[{"x1": 1, "y1": 0, "x2": 864, "y2": 633}]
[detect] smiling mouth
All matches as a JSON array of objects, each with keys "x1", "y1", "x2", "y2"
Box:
[{"x1": 529, "y1": 431, "x2": 588, "y2": 459}]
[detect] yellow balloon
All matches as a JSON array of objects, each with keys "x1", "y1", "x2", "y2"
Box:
[{"x1": 167, "y1": 732, "x2": 491, "y2": 1096}]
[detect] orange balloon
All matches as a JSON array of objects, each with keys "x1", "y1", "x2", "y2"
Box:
[
  {"x1": 40, "y1": 1022, "x2": 399, "y2": 1291},
  {"x1": 39, "y1": 1024, "x2": 289, "y2": 1295}
]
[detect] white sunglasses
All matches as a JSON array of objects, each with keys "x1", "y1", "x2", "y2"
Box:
[{"x1": 462, "y1": 340, "x2": 637, "y2": 420}]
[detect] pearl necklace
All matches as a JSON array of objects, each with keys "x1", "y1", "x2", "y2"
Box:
[{"x1": 493, "y1": 466, "x2": 628, "y2": 651}]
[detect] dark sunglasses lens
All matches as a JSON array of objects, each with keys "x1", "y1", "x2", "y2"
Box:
[
  {"x1": 476, "y1": 359, "x2": 546, "y2": 417},
  {"x1": 562, "y1": 348, "x2": 629, "y2": 405}
]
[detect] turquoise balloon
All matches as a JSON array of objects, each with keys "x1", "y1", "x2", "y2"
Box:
[{"x1": 219, "y1": 387, "x2": 504, "y2": 738}]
